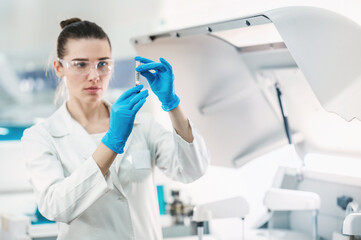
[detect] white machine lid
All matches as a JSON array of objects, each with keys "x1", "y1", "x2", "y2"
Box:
[{"x1": 133, "y1": 6, "x2": 361, "y2": 167}]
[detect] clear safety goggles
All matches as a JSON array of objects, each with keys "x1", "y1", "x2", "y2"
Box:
[{"x1": 57, "y1": 58, "x2": 114, "y2": 76}]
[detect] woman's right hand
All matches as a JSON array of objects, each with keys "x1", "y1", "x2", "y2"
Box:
[{"x1": 102, "y1": 85, "x2": 148, "y2": 154}]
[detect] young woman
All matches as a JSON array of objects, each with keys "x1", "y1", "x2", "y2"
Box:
[{"x1": 21, "y1": 18, "x2": 209, "y2": 240}]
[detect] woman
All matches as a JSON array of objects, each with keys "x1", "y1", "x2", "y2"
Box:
[{"x1": 21, "y1": 18, "x2": 209, "y2": 240}]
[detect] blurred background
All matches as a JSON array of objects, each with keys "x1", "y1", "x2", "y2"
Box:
[{"x1": 1, "y1": 1, "x2": 361, "y2": 240}]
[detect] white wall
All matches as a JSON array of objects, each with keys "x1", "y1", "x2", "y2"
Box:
[
  {"x1": 0, "y1": 141, "x2": 36, "y2": 220},
  {"x1": 0, "y1": 141, "x2": 32, "y2": 192}
]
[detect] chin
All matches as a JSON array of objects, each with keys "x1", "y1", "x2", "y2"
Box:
[{"x1": 83, "y1": 93, "x2": 103, "y2": 103}]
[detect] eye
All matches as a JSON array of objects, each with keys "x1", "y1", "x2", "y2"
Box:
[
  {"x1": 72, "y1": 61, "x2": 89, "y2": 68},
  {"x1": 98, "y1": 61, "x2": 109, "y2": 68}
]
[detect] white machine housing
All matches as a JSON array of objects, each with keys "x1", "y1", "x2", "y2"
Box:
[
  {"x1": 132, "y1": 6, "x2": 361, "y2": 240},
  {"x1": 264, "y1": 188, "x2": 321, "y2": 211}
]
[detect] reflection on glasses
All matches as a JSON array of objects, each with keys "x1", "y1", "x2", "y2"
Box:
[{"x1": 57, "y1": 58, "x2": 114, "y2": 76}]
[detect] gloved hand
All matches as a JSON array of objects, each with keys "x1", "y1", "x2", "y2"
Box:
[
  {"x1": 135, "y1": 56, "x2": 180, "y2": 112},
  {"x1": 102, "y1": 85, "x2": 148, "y2": 154}
]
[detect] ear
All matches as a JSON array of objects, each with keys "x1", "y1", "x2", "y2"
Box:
[{"x1": 53, "y1": 60, "x2": 64, "y2": 78}]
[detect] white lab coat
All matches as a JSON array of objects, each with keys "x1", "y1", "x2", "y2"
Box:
[{"x1": 21, "y1": 102, "x2": 209, "y2": 240}]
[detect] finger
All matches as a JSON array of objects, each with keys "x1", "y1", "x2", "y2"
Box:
[
  {"x1": 134, "y1": 56, "x2": 154, "y2": 64},
  {"x1": 132, "y1": 98, "x2": 147, "y2": 113},
  {"x1": 160, "y1": 57, "x2": 173, "y2": 72},
  {"x1": 139, "y1": 71, "x2": 155, "y2": 84},
  {"x1": 128, "y1": 90, "x2": 149, "y2": 108},
  {"x1": 129, "y1": 93, "x2": 148, "y2": 111},
  {"x1": 136, "y1": 62, "x2": 166, "y2": 72},
  {"x1": 119, "y1": 84, "x2": 143, "y2": 101},
  {"x1": 115, "y1": 85, "x2": 143, "y2": 104}
]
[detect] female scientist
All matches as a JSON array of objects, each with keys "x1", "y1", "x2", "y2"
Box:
[{"x1": 21, "y1": 18, "x2": 209, "y2": 240}]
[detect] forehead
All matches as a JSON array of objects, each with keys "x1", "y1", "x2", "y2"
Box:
[{"x1": 63, "y1": 38, "x2": 111, "y2": 60}]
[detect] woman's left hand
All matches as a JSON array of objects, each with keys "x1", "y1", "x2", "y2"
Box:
[{"x1": 135, "y1": 56, "x2": 180, "y2": 112}]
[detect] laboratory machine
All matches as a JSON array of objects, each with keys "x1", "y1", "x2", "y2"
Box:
[{"x1": 132, "y1": 6, "x2": 361, "y2": 240}]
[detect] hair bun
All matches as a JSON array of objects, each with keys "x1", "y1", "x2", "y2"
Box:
[{"x1": 60, "y1": 18, "x2": 82, "y2": 29}]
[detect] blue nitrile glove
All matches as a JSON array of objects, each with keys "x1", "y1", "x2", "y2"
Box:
[
  {"x1": 135, "y1": 56, "x2": 180, "y2": 112},
  {"x1": 102, "y1": 85, "x2": 148, "y2": 154}
]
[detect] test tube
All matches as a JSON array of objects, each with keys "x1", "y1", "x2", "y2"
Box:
[{"x1": 135, "y1": 60, "x2": 141, "y2": 86}]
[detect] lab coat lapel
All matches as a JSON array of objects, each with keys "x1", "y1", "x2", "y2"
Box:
[
  {"x1": 66, "y1": 112, "x2": 129, "y2": 197},
  {"x1": 48, "y1": 102, "x2": 102, "y2": 166},
  {"x1": 69, "y1": 122, "x2": 128, "y2": 197},
  {"x1": 69, "y1": 117, "x2": 98, "y2": 161}
]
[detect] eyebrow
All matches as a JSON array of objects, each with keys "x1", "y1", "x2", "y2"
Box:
[{"x1": 71, "y1": 57, "x2": 111, "y2": 61}]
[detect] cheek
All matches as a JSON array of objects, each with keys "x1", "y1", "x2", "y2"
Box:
[
  {"x1": 102, "y1": 76, "x2": 112, "y2": 90},
  {"x1": 66, "y1": 76, "x2": 84, "y2": 93}
]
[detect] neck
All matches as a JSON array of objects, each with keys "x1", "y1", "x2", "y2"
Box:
[{"x1": 66, "y1": 97, "x2": 109, "y2": 126}]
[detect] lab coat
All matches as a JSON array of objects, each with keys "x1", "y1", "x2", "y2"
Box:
[{"x1": 21, "y1": 102, "x2": 209, "y2": 240}]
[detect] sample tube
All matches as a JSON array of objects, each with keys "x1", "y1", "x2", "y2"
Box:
[{"x1": 135, "y1": 60, "x2": 141, "y2": 86}]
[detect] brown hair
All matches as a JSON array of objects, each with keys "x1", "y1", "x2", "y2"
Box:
[{"x1": 57, "y1": 17, "x2": 112, "y2": 59}]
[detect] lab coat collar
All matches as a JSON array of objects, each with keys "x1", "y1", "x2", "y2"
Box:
[{"x1": 47, "y1": 102, "x2": 72, "y2": 137}]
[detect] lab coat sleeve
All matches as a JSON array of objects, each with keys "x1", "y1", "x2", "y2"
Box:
[
  {"x1": 21, "y1": 125, "x2": 114, "y2": 223},
  {"x1": 145, "y1": 114, "x2": 210, "y2": 183}
]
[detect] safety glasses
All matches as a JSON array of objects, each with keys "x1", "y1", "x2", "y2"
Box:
[{"x1": 58, "y1": 58, "x2": 114, "y2": 76}]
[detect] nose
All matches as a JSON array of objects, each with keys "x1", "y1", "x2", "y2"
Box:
[{"x1": 88, "y1": 66, "x2": 100, "y2": 82}]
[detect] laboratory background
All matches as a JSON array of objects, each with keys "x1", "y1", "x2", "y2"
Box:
[{"x1": 1, "y1": 0, "x2": 361, "y2": 239}]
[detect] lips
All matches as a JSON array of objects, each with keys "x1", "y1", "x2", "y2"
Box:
[
  {"x1": 85, "y1": 86, "x2": 101, "y2": 90},
  {"x1": 84, "y1": 86, "x2": 102, "y2": 93}
]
